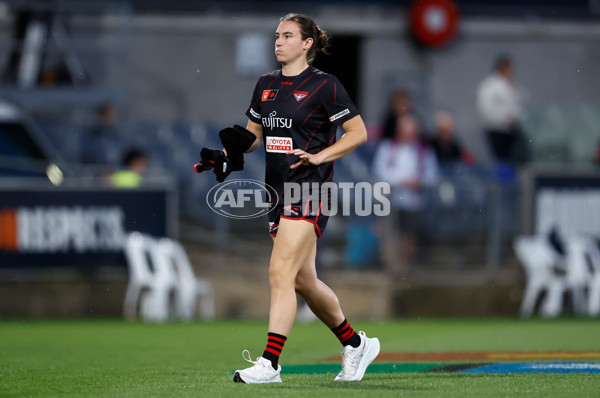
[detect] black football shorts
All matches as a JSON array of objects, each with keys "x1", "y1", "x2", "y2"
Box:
[{"x1": 268, "y1": 197, "x2": 330, "y2": 238}]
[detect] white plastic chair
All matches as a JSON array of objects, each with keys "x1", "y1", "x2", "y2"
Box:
[
  {"x1": 513, "y1": 235, "x2": 568, "y2": 317},
  {"x1": 123, "y1": 232, "x2": 178, "y2": 322},
  {"x1": 123, "y1": 232, "x2": 154, "y2": 319},
  {"x1": 579, "y1": 237, "x2": 600, "y2": 317},
  {"x1": 156, "y1": 238, "x2": 215, "y2": 320},
  {"x1": 563, "y1": 236, "x2": 593, "y2": 316}
]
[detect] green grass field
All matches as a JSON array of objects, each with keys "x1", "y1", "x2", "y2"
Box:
[{"x1": 1, "y1": 318, "x2": 599, "y2": 397}]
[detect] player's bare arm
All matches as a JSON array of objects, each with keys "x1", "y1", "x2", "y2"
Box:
[
  {"x1": 288, "y1": 115, "x2": 367, "y2": 169},
  {"x1": 245, "y1": 119, "x2": 263, "y2": 153}
]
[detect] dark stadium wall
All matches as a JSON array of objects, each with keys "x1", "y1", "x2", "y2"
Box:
[
  {"x1": 112, "y1": 15, "x2": 600, "y2": 163},
  {"x1": 2, "y1": 13, "x2": 600, "y2": 163}
]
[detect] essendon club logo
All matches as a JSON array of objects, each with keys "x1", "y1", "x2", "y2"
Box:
[
  {"x1": 262, "y1": 89, "x2": 279, "y2": 101},
  {"x1": 293, "y1": 91, "x2": 309, "y2": 101}
]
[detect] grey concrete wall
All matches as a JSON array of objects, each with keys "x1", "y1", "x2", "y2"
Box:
[
  {"x1": 106, "y1": 16, "x2": 279, "y2": 126},
  {"x1": 118, "y1": 15, "x2": 600, "y2": 163},
  {"x1": 2, "y1": 13, "x2": 600, "y2": 162}
]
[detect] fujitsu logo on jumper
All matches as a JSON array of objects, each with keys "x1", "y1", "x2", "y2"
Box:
[{"x1": 262, "y1": 111, "x2": 292, "y2": 130}]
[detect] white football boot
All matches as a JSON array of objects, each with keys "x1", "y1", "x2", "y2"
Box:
[
  {"x1": 334, "y1": 331, "x2": 380, "y2": 381},
  {"x1": 233, "y1": 350, "x2": 282, "y2": 384}
]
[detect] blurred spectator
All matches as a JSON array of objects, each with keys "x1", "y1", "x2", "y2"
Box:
[
  {"x1": 380, "y1": 90, "x2": 423, "y2": 140},
  {"x1": 429, "y1": 111, "x2": 462, "y2": 163},
  {"x1": 429, "y1": 111, "x2": 476, "y2": 166},
  {"x1": 81, "y1": 104, "x2": 121, "y2": 165},
  {"x1": 373, "y1": 114, "x2": 439, "y2": 270},
  {"x1": 111, "y1": 148, "x2": 148, "y2": 188},
  {"x1": 477, "y1": 55, "x2": 527, "y2": 164}
]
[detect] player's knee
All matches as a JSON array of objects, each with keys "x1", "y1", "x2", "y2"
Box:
[{"x1": 268, "y1": 261, "x2": 295, "y2": 289}]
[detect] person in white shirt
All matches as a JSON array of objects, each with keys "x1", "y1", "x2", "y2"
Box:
[
  {"x1": 477, "y1": 55, "x2": 524, "y2": 163},
  {"x1": 373, "y1": 114, "x2": 438, "y2": 269}
]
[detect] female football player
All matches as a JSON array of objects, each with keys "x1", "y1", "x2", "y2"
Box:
[{"x1": 230, "y1": 13, "x2": 380, "y2": 383}]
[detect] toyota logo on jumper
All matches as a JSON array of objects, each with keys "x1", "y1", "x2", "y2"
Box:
[{"x1": 206, "y1": 179, "x2": 278, "y2": 219}]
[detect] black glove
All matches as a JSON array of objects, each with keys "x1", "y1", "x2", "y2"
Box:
[
  {"x1": 218, "y1": 125, "x2": 257, "y2": 171},
  {"x1": 193, "y1": 147, "x2": 231, "y2": 183}
]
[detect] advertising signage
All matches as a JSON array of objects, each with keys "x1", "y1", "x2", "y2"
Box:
[{"x1": 0, "y1": 185, "x2": 177, "y2": 268}]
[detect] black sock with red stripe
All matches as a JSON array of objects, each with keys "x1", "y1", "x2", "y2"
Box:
[
  {"x1": 262, "y1": 332, "x2": 287, "y2": 370},
  {"x1": 331, "y1": 319, "x2": 361, "y2": 348}
]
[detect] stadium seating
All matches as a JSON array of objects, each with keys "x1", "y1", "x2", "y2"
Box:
[{"x1": 521, "y1": 104, "x2": 600, "y2": 163}]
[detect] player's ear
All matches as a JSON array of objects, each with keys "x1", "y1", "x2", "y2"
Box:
[{"x1": 303, "y1": 37, "x2": 313, "y2": 51}]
